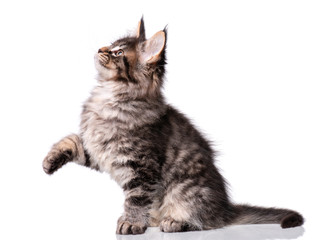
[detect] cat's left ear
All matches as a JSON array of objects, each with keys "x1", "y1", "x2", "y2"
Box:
[
  {"x1": 140, "y1": 30, "x2": 166, "y2": 64},
  {"x1": 136, "y1": 17, "x2": 146, "y2": 41}
]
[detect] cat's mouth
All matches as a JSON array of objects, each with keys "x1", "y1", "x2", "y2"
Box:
[
  {"x1": 94, "y1": 53, "x2": 118, "y2": 80},
  {"x1": 97, "y1": 53, "x2": 110, "y2": 66}
]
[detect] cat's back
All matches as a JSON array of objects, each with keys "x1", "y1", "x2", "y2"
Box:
[
  {"x1": 164, "y1": 106, "x2": 214, "y2": 157},
  {"x1": 162, "y1": 106, "x2": 222, "y2": 183}
]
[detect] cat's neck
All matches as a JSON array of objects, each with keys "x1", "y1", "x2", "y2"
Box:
[
  {"x1": 97, "y1": 80, "x2": 163, "y2": 102},
  {"x1": 86, "y1": 81, "x2": 167, "y2": 126}
]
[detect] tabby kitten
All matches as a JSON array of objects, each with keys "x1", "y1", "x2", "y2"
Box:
[{"x1": 42, "y1": 18, "x2": 304, "y2": 235}]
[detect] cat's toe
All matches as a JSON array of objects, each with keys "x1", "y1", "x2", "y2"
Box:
[
  {"x1": 116, "y1": 220, "x2": 147, "y2": 235},
  {"x1": 42, "y1": 150, "x2": 72, "y2": 174},
  {"x1": 159, "y1": 218, "x2": 185, "y2": 232},
  {"x1": 159, "y1": 218, "x2": 199, "y2": 232}
]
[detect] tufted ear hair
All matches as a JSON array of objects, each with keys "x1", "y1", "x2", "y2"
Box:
[
  {"x1": 140, "y1": 30, "x2": 166, "y2": 64},
  {"x1": 136, "y1": 17, "x2": 146, "y2": 41}
]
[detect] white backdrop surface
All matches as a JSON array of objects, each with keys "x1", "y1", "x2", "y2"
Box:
[{"x1": 0, "y1": 1, "x2": 335, "y2": 240}]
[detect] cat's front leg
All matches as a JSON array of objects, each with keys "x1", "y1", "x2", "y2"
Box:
[
  {"x1": 115, "y1": 161, "x2": 159, "y2": 235},
  {"x1": 116, "y1": 190, "x2": 152, "y2": 235},
  {"x1": 43, "y1": 134, "x2": 89, "y2": 174}
]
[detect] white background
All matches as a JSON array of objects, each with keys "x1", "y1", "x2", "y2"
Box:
[{"x1": 0, "y1": 1, "x2": 335, "y2": 240}]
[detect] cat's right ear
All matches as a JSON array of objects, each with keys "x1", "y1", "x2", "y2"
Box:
[
  {"x1": 136, "y1": 17, "x2": 146, "y2": 41},
  {"x1": 140, "y1": 30, "x2": 166, "y2": 64}
]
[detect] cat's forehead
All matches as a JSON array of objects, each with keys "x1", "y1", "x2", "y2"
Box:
[{"x1": 110, "y1": 37, "x2": 137, "y2": 49}]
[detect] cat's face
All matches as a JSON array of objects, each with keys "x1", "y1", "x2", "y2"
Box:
[
  {"x1": 95, "y1": 37, "x2": 139, "y2": 81},
  {"x1": 94, "y1": 18, "x2": 167, "y2": 96}
]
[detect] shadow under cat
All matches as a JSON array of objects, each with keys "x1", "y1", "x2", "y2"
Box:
[{"x1": 116, "y1": 224, "x2": 304, "y2": 240}]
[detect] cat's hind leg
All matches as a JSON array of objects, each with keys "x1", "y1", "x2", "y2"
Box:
[
  {"x1": 158, "y1": 180, "x2": 206, "y2": 232},
  {"x1": 43, "y1": 134, "x2": 89, "y2": 174}
]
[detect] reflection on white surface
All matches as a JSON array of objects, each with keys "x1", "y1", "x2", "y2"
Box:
[{"x1": 116, "y1": 224, "x2": 304, "y2": 240}]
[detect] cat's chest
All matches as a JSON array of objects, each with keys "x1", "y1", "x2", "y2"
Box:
[
  {"x1": 79, "y1": 95, "x2": 134, "y2": 169},
  {"x1": 79, "y1": 85, "x2": 163, "y2": 173},
  {"x1": 80, "y1": 106, "x2": 135, "y2": 172}
]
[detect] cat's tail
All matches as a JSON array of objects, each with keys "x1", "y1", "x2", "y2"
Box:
[{"x1": 229, "y1": 204, "x2": 304, "y2": 228}]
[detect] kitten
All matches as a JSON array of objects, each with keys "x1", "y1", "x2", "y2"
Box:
[{"x1": 42, "y1": 18, "x2": 304, "y2": 235}]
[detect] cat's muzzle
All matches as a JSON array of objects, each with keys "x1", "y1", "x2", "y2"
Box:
[{"x1": 98, "y1": 53, "x2": 110, "y2": 66}]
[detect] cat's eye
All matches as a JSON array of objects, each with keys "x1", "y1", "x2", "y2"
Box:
[{"x1": 111, "y1": 49, "x2": 124, "y2": 57}]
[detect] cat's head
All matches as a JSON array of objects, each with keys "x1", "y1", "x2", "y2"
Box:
[{"x1": 95, "y1": 18, "x2": 167, "y2": 98}]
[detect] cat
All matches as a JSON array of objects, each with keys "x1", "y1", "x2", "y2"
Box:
[{"x1": 42, "y1": 18, "x2": 304, "y2": 235}]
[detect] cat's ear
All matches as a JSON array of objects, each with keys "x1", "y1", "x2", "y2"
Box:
[
  {"x1": 140, "y1": 30, "x2": 166, "y2": 64},
  {"x1": 136, "y1": 17, "x2": 146, "y2": 41}
]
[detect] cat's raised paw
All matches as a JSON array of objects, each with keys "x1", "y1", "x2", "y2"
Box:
[
  {"x1": 116, "y1": 219, "x2": 147, "y2": 235},
  {"x1": 43, "y1": 149, "x2": 73, "y2": 174}
]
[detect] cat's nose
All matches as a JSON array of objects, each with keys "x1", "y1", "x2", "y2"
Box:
[{"x1": 98, "y1": 47, "x2": 109, "y2": 53}]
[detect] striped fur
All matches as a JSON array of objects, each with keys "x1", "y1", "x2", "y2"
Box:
[{"x1": 42, "y1": 18, "x2": 304, "y2": 235}]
